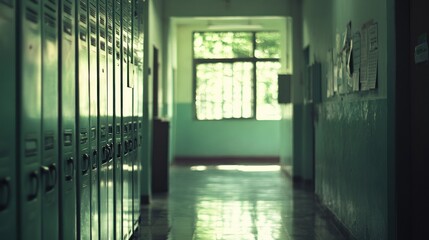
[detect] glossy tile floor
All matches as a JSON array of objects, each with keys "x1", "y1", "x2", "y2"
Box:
[{"x1": 137, "y1": 165, "x2": 347, "y2": 240}]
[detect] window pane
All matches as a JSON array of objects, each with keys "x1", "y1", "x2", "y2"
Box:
[
  {"x1": 256, "y1": 61, "x2": 281, "y2": 120},
  {"x1": 194, "y1": 32, "x2": 253, "y2": 59},
  {"x1": 196, "y1": 62, "x2": 254, "y2": 120},
  {"x1": 255, "y1": 32, "x2": 281, "y2": 58}
]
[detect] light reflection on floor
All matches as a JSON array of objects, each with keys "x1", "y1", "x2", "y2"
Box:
[{"x1": 138, "y1": 165, "x2": 346, "y2": 240}]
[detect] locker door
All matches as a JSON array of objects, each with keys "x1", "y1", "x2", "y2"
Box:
[
  {"x1": 59, "y1": 0, "x2": 77, "y2": 239},
  {"x1": 76, "y1": 0, "x2": 91, "y2": 239},
  {"x1": 122, "y1": 1, "x2": 132, "y2": 238},
  {"x1": 114, "y1": 1, "x2": 124, "y2": 238},
  {"x1": 0, "y1": 1, "x2": 16, "y2": 239},
  {"x1": 88, "y1": 1, "x2": 99, "y2": 239},
  {"x1": 106, "y1": 0, "x2": 115, "y2": 239},
  {"x1": 98, "y1": 0, "x2": 109, "y2": 239},
  {"x1": 17, "y1": 0, "x2": 42, "y2": 239},
  {"x1": 130, "y1": 0, "x2": 136, "y2": 230},
  {"x1": 41, "y1": 0, "x2": 59, "y2": 239}
]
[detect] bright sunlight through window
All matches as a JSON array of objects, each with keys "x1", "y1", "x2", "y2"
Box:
[{"x1": 193, "y1": 32, "x2": 282, "y2": 120}]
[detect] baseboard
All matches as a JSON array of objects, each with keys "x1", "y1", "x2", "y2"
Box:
[
  {"x1": 315, "y1": 195, "x2": 357, "y2": 240},
  {"x1": 173, "y1": 156, "x2": 280, "y2": 165}
]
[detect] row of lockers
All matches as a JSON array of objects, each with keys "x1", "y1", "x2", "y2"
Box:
[{"x1": 0, "y1": 0, "x2": 146, "y2": 239}]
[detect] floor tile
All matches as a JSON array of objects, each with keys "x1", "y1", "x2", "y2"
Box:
[{"x1": 138, "y1": 165, "x2": 346, "y2": 240}]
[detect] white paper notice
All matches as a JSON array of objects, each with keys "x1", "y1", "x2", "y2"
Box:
[{"x1": 367, "y1": 22, "x2": 378, "y2": 89}]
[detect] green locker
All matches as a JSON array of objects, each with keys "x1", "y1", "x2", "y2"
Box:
[
  {"x1": 122, "y1": 1, "x2": 133, "y2": 237},
  {"x1": 0, "y1": 1, "x2": 16, "y2": 239},
  {"x1": 114, "y1": 0, "x2": 123, "y2": 238},
  {"x1": 76, "y1": 0, "x2": 91, "y2": 239},
  {"x1": 106, "y1": 0, "x2": 115, "y2": 239},
  {"x1": 17, "y1": 0, "x2": 42, "y2": 239},
  {"x1": 41, "y1": 0, "x2": 59, "y2": 239},
  {"x1": 88, "y1": 1, "x2": 99, "y2": 239},
  {"x1": 59, "y1": 0, "x2": 77, "y2": 239},
  {"x1": 98, "y1": 0, "x2": 109, "y2": 239}
]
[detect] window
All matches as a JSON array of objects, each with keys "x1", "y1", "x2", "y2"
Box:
[{"x1": 193, "y1": 31, "x2": 281, "y2": 120}]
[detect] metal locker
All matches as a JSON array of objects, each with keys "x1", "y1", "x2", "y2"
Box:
[
  {"x1": 59, "y1": 0, "x2": 77, "y2": 239},
  {"x1": 106, "y1": 0, "x2": 115, "y2": 239},
  {"x1": 17, "y1": 0, "x2": 43, "y2": 239},
  {"x1": 98, "y1": 0, "x2": 109, "y2": 239},
  {"x1": 76, "y1": 0, "x2": 91, "y2": 239},
  {"x1": 88, "y1": 1, "x2": 99, "y2": 239},
  {"x1": 41, "y1": 0, "x2": 59, "y2": 239},
  {"x1": 0, "y1": 1, "x2": 16, "y2": 239},
  {"x1": 114, "y1": 0, "x2": 124, "y2": 238},
  {"x1": 122, "y1": 1, "x2": 133, "y2": 237}
]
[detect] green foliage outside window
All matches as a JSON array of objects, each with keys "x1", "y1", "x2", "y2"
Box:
[{"x1": 194, "y1": 31, "x2": 281, "y2": 120}]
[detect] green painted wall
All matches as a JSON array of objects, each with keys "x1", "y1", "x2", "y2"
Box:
[
  {"x1": 172, "y1": 21, "x2": 289, "y2": 158},
  {"x1": 175, "y1": 103, "x2": 281, "y2": 157},
  {"x1": 302, "y1": 0, "x2": 395, "y2": 238}
]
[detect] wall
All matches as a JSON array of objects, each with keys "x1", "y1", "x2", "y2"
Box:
[
  {"x1": 302, "y1": 0, "x2": 395, "y2": 239},
  {"x1": 141, "y1": 0, "x2": 164, "y2": 198},
  {"x1": 173, "y1": 22, "x2": 287, "y2": 158}
]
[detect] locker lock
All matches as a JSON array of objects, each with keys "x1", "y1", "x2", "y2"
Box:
[{"x1": 0, "y1": 177, "x2": 11, "y2": 211}]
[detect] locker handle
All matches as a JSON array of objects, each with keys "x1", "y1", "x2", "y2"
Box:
[
  {"x1": 41, "y1": 165, "x2": 51, "y2": 192},
  {"x1": 102, "y1": 146, "x2": 109, "y2": 164},
  {"x1": 48, "y1": 163, "x2": 57, "y2": 191},
  {"x1": 117, "y1": 143, "x2": 122, "y2": 158},
  {"x1": 82, "y1": 154, "x2": 90, "y2": 175},
  {"x1": 92, "y1": 149, "x2": 98, "y2": 170},
  {"x1": 27, "y1": 171, "x2": 39, "y2": 201},
  {"x1": 109, "y1": 143, "x2": 114, "y2": 160},
  {"x1": 65, "y1": 157, "x2": 74, "y2": 181},
  {"x1": 0, "y1": 177, "x2": 11, "y2": 211}
]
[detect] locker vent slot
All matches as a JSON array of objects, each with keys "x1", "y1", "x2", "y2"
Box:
[
  {"x1": 101, "y1": 126, "x2": 106, "y2": 138},
  {"x1": 100, "y1": 41, "x2": 106, "y2": 51},
  {"x1": 63, "y1": 20, "x2": 72, "y2": 36},
  {"x1": 0, "y1": 0, "x2": 13, "y2": 8},
  {"x1": 44, "y1": 3, "x2": 56, "y2": 13},
  {"x1": 108, "y1": 35, "x2": 113, "y2": 44},
  {"x1": 91, "y1": 128, "x2": 96, "y2": 140},
  {"x1": 108, "y1": 22, "x2": 113, "y2": 32},
  {"x1": 90, "y1": 37, "x2": 96, "y2": 47},
  {"x1": 100, "y1": 29, "x2": 106, "y2": 39},
  {"x1": 64, "y1": 130, "x2": 73, "y2": 146},
  {"x1": 80, "y1": 0, "x2": 87, "y2": 12},
  {"x1": 30, "y1": 0, "x2": 39, "y2": 4},
  {"x1": 90, "y1": 24, "x2": 96, "y2": 34},
  {"x1": 79, "y1": 13, "x2": 87, "y2": 24},
  {"x1": 100, "y1": 16, "x2": 105, "y2": 26},
  {"x1": 63, "y1": 3, "x2": 72, "y2": 16},
  {"x1": 25, "y1": 139, "x2": 38, "y2": 157},
  {"x1": 116, "y1": 125, "x2": 121, "y2": 134},
  {"x1": 80, "y1": 130, "x2": 88, "y2": 144},
  {"x1": 44, "y1": 13, "x2": 56, "y2": 29},
  {"x1": 44, "y1": 135, "x2": 54, "y2": 150},
  {"x1": 26, "y1": 7, "x2": 38, "y2": 24},
  {"x1": 89, "y1": 6, "x2": 96, "y2": 18},
  {"x1": 80, "y1": 30, "x2": 87, "y2": 41}
]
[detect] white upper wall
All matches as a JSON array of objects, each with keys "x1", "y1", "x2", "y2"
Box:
[{"x1": 164, "y1": 0, "x2": 292, "y2": 18}]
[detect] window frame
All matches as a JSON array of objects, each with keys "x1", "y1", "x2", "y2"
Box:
[{"x1": 192, "y1": 31, "x2": 281, "y2": 121}]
